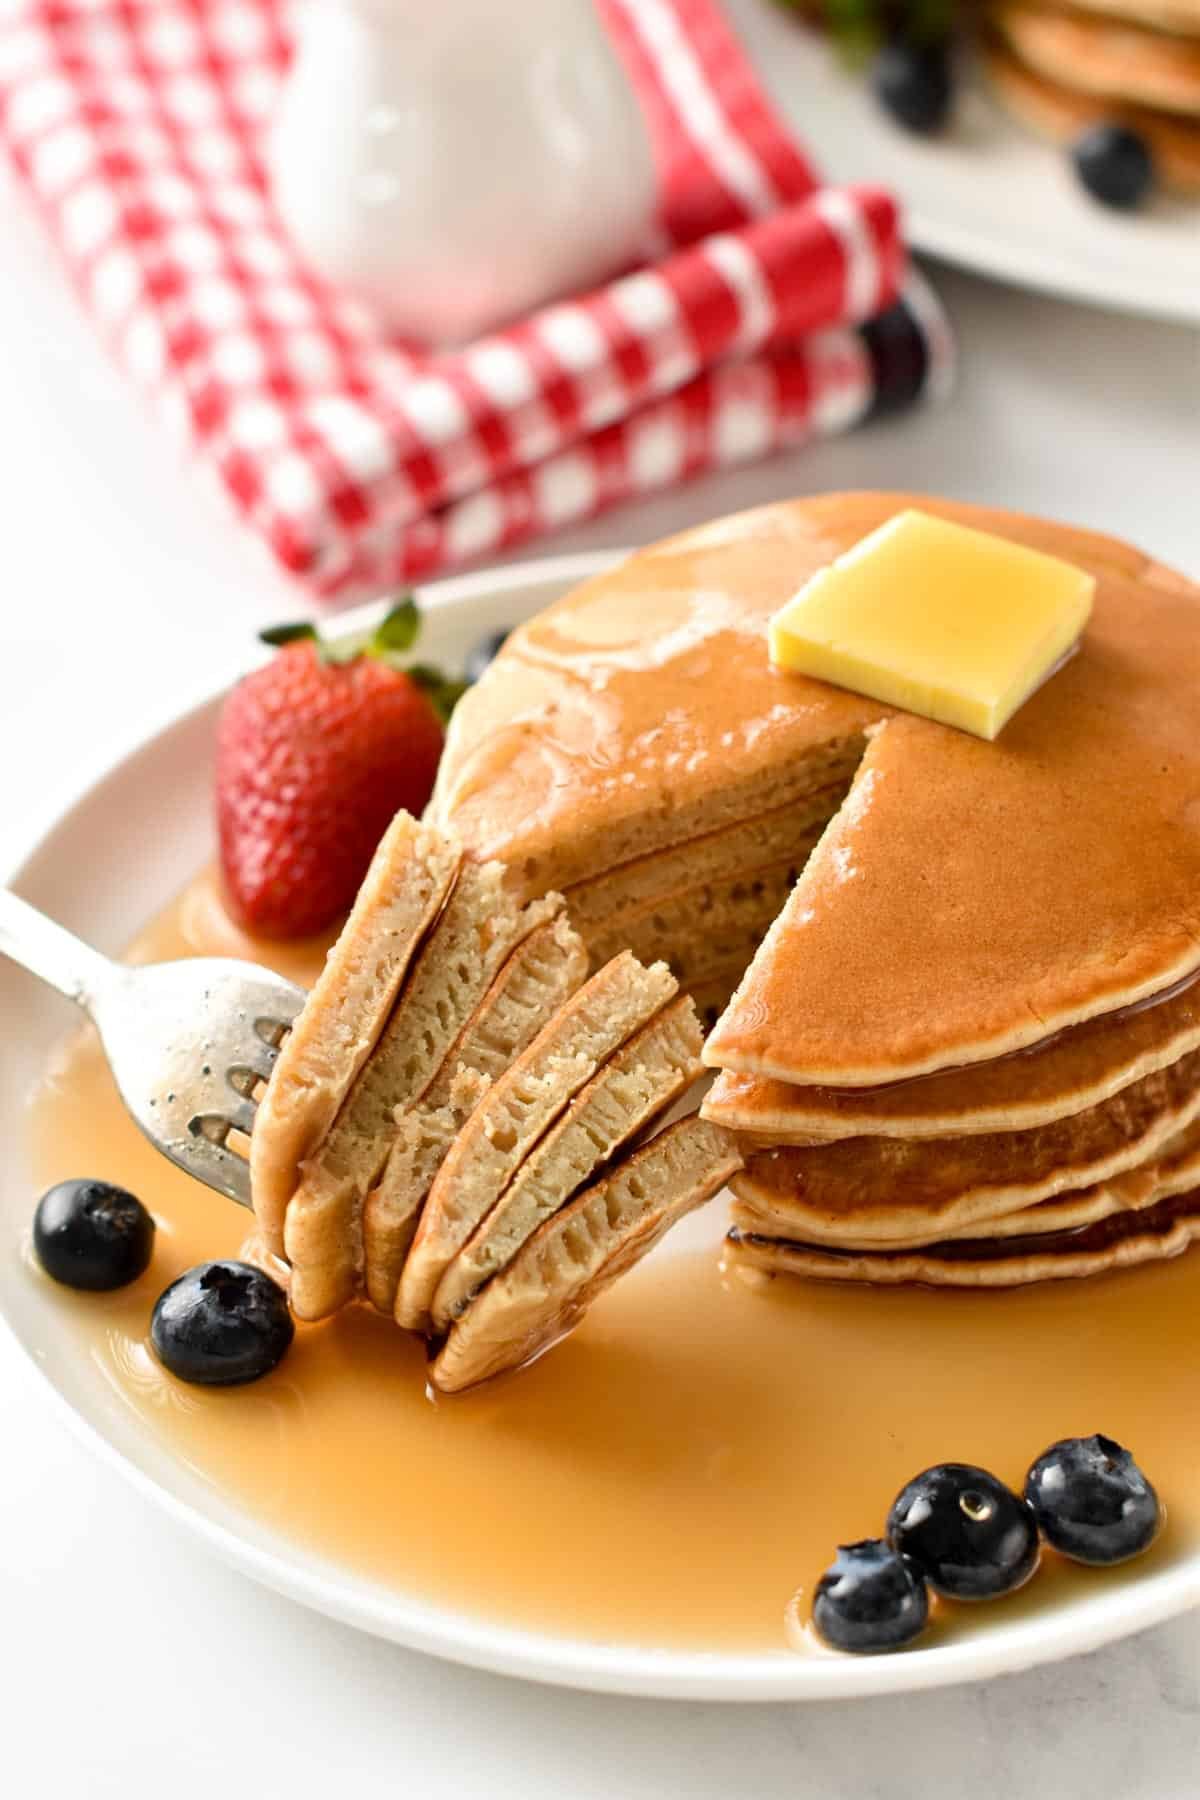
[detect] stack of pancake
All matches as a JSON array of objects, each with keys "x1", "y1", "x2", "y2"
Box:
[
  {"x1": 435, "y1": 493, "x2": 1200, "y2": 1291},
  {"x1": 250, "y1": 812, "x2": 740, "y2": 1390},
  {"x1": 983, "y1": 0, "x2": 1200, "y2": 192}
]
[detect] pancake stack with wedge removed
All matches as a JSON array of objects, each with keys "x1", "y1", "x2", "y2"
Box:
[
  {"x1": 425, "y1": 516, "x2": 892, "y2": 1021},
  {"x1": 983, "y1": 0, "x2": 1200, "y2": 192},
  {"x1": 252, "y1": 813, "x2": 739, "y2": 1387},
  {"x1": 434, "y1": 492, "x2": 1200, "y2": 1291}
]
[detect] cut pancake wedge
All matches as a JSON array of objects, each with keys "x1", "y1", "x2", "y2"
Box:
[
  {"x1": 360, "y1": 1067, "x2": 490, "y2": 1316},
  {"x1": 396, "y1": 952, "x2": 678, "y2": 1330},
  {"x1": 431, "y1": 1117, "x2": 743, "y2": 1393},
  {"x1": 284, "y1": 861, "x2": 562, "y2": 1318},
  {"x1": 251, "y1": 814, "x2": 460, "y2": 1253},
  {"x1": 363, "y1": 912, "x2": 588, "y2": 1314},
  {"x1": 432, "y1": 993, "x2": 705, "y2": 1331}
]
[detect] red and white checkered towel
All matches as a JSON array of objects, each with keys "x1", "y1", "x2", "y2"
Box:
[{"x1": 0, "y1": 0, "x2": 953, "y2": 599}]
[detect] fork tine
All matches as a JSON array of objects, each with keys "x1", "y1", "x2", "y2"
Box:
[
  {"x1": 190, "y1": 1095, "x2": 259, "y2": 1143},
  {"x1": 230, "y1": 1043, "x2": 279, "y2": 1089}
]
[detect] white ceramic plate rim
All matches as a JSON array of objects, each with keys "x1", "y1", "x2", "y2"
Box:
[{"x1": 4, "y1": 549, "x2": 1199, "y2": 1702}]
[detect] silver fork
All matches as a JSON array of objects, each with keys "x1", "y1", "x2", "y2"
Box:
[{"x1": 1, "y1": 888, "x2": 306, "y2": 1209}]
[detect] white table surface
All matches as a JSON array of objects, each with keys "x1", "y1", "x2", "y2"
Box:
[{"x1": 2, "y1": 164, "x2": 1199, "y2": 1798}]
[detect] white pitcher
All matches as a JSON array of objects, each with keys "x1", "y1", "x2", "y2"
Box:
[{"x1": 269, "y1": 0, "x2": 657, "y2": 344}]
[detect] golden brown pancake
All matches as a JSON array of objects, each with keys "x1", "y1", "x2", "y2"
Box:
[
  {"x1": 436, "y1": 495, "x2": 1200, "y2": 1094},
  {"x1": 753, "y1": 1112, "x2": 1200, "y2": 1253},
  {"x1": 396, "y1": 952, "x2": 677, "y2": 1330},
  {"x1": 703, "y1": 970, "x2": 1200, "y2": 1142},
  {"x1": 730, "y1": 1046, "x2": 1200, "y2": 1245},
  {"x1": 582, "y1": 854, "x2": 804, "y2": 986},
  {"x1": 562, "y1": 789, "x2": 843, "y2": 934},
  {"x1": 430, "y1": 1117, "x2": 742, "y2": 1393},
  {"x1": 431, "y1": 994, "x2": 704, "y2": 1331},
  {"x1": 983, "y1": 36, "x2": 1200, "y2": 190},
  {"x1": 251, "y1": 815, "x2": 460, "y2": 1253},
  {"x1": 726, "y1": 1187, "x2": 1200, "y2": 1287},
  {"x1": 1078, "y1": 0, "x2": 1200, "y2": 33},
  {"x1": 284, "y1": 865, "x2": 562, "y2": 1321},
  {"x1": 993, "y1": 3, "x2": 1200, "y2": 117}
]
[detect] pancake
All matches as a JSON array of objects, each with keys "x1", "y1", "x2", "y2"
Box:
[
  {"x1": 772, "y1": 1112, "x2": 1200, "y2": 1253},
  {"x1": 284, "y1": 865, "x2": 562, "y2": 1320},
  {"x1": 437, "y1": 495, "x2": 1200, "y2": 1093},
  {"x1": 582, "y1": 854, "x2": 804, "y2": 984},
  {"x1": 730, "y1": 1045, "x2": 1200, "y2": 1245},
  {"x1": 396, "y1": 952, "x2": 678, "y2": 1330},
  {"x1": 250, "y1": 814, "x2": 460, "y2": 1253},
  {"x1": 430, "y1": 1118, "x2": 743, "y2": 1393},
  {"x1": 360, "y1": 1067, "x2": 489, "y2": 1316},
  {"x1": 992, "y1": 3, "x2": 1200, "y2": 117},
  {"x1": 361, "y1": 911, "x2": 588, "y2": 1315},
  {"x1": 982, "y1": 36, "x2": 1200, "y2": 190},
  {"x1": 1076, "y1": 0, "x2": 1200, "y2": 32},
  {"x1": 432, "y1": 994, "x2": 705, "y2": 1330},
  {"x1": 725, "y1": 1187, "x2": 1200, "y2": 1288},
  {"x1": 563, "y1": 790, "x2": 843, "y2": 934},
  {"x1": 703, "y1": 968, "x2": 1200, "y2": 1142}
]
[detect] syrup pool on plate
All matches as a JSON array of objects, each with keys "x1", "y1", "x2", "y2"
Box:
[{"x1": 22, "y1": 869, "x2": 1200, "y2": 1654}]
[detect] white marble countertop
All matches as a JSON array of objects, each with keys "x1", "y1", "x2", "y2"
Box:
[{"x1": 2, "y1": 167, "x2": 1199, "y2": 1797}]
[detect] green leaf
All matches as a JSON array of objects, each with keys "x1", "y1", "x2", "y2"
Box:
[
  {"x1": 406, "y1": 663, "x2": 469, "y2": 727},
  {"x1": 259, "y1": 620, "x2": 318, "y2": 647},
  {"x1": 370, "y1": 595, "x2": 421, "y2": 655},
  {"x1": 318, "y1": 632, "x2": 369, "y2": 667}
]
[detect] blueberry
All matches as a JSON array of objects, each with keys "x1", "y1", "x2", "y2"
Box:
[
  {"x1": 151, "y1": 1261, "x2": 293, "y2": 1386},
  {"x1": 1072, "y1": 124, "x2": 1155, "y2": 211},
  {"x1": 1025, "y1": 1434, "x2": 1163, "y2": 1565},
  {"x1": 871, "y1": 42, "x2": 953, "y2": 136},
  {"x1": 464, "y1": 628, "x2": 509, "y2": 685},
  {"x1": 887, "y1": 1464, "x2": 1039, "y2": 1600},
  {"x1": 33, "y1": 1179, "x2": 155, "y2": 1291},
  {"x1": 811, "y1": 1539, "x2": 929, "y2": 1654}
]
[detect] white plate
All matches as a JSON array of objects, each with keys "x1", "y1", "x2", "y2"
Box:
[
  {"x1": 727, "y1": 0, "x2": 1200, "y2": 324},
  {"x1": 3, "y1": 551, "x2": 1199, "y2": 1702}
]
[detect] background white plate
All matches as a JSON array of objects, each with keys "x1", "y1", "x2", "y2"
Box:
[
  {"x1": 728, "y1": 0, "x2": 1200, "y2": 324},
  {"x1": 3, "y1": 552, "x2": 1199, "y2": 1702}
]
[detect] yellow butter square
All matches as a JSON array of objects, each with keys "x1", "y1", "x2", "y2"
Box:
[{"x1": 768, "y1": 510, "x2": 1095, "y2": 740}]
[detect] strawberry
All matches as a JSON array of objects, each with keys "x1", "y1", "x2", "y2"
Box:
[{"x1": 216, "y1": 599, "x2": 461, "y2": 939}]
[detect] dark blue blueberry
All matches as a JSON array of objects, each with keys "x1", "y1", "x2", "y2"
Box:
[
  {"x1": 887, "y1": 1464, "x2": 1039, "y2": 1600},
  {"x1": 812, "y1": 1539, "x2": 929, "y2": 1654},
  {"x1": 1072, "y1": 124, "x2": 1155, "y2": 211},
  {"x1": 33, "y1": 1179, "x2": 155, "y2": 1291},
  {"x1": 1025, "y1": 1435, "x2": 1162, "y2": 1565},
  {"x1": 464, "y1": 628, "x2": 509, "y2": 685},
  {"x1": 151, "y1": 1261, "x2": 293, "y2": 1386},
  {"x1": 871, "y1": 41, "x2": 953, "y2": 136},
  {"x1": 859, "y1": 301, "x2": 929, "y2": 419}
]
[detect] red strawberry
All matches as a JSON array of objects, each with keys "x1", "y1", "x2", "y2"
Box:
[{"x1": 216, "y1": 601, "x2": 456, "y2": 939}]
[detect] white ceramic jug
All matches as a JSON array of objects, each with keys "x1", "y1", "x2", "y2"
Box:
[{"x1": 269, "y1": 0, "x2": 657, "y2": 344}]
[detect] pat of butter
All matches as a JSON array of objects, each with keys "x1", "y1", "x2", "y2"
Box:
[{"x1": 768, "y1": 510, "x2": 1095, "y2": 740}]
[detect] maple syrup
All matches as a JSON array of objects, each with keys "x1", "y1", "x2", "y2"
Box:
[{"x1": 22, "y1": 871, "x2": 1200, "y2": 1653}]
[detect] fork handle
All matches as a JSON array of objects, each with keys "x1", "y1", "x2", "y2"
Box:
[{"x1": 0, "y1": 888, "x2": 121, "y2": 1010}]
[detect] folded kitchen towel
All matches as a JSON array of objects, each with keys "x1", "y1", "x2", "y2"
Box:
[{"x1": 0, "y1": 0, "x2": 953, "y2": 598}]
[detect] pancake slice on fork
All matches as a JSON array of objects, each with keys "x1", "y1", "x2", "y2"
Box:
[
  {"x1": 396, "y1": 952, "x2": 678, "y2": 1331},
  {"x1": 251, "y1": 813, "x2": 460, "y2": 1255},
  {"x1": 431, "y1": 1117, "x2": 743, "y2": 1394}
]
